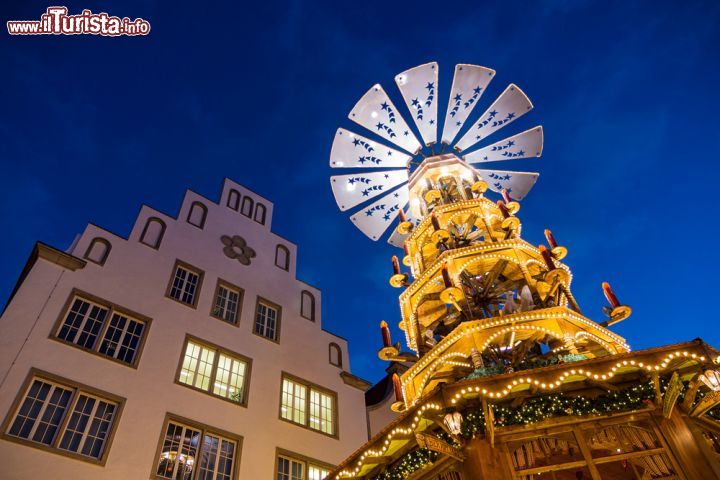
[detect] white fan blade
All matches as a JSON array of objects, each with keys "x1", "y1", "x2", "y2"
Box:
[
  {"x1": 329, "y1": 128, "x2": 411, "y2": 169},
  {"x1": 387, "y1": 209, "x2": 420, "y2": 247},
  {"x1": 331, "y1": 170, "x2": 408, "y2": 211},
  {"x1": 348, "y1": 84, "x2": 422, "y2": 154},
  {"x1": 395, "y1": 62, "x2": 439, "y2": 146},
  {"x1": 455, "y1": 84, "x2": 533, "y2": 151},
  {"x1": 475, "y1": 168, "x2": 539, "y2": 200},
  {"x1": 441, "y1": 64, "x2": 495, "y2": 145},
  {"x1": 351, "y1": 187, "x2": 410, "y2": 241},
  {"x1": 464, "y1": 126, "x2": 543, "y2": 163}
]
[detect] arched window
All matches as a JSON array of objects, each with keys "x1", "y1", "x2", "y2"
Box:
[
  {"x1": 187, "y1": 201, "x2": 208, "y2": 229},
  {"x1": 240, "y1": 197, "x2": 254, "y2": 217},
  {"x1": 254, "y1": 203, "x2": 267, "y2": 225},
  {"x1": 83, "y1": 237, "x2": 111, "y2": 266},
  {"x1": 140, "y1": 217, "x2": 166, "y2": 249},
  {"x1": 329, "y1": 343, "x2": 342, "y2": 368},
  {"x1": 300, "y1": 290, "x2": 315, "y2": 321},
  {"x1": 275, "y1": 245, "x2": 290, "y2": 271},
  {"x1": 227, "y1": 189, "x2": 241, "y2": 211}
]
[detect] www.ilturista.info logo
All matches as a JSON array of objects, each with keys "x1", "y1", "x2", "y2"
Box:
[{"x1": 7, "y1": 7, "x2": 150, "y2": 36}]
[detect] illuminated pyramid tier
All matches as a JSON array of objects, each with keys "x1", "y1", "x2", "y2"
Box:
[{"x1": 383, "y1": 154, "x2": 631, "y2": 410}]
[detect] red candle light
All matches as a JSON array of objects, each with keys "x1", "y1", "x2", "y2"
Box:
[
  {"x1": 380, "y1": 320, "x2": 391, "y2": 348},
  {"x1": 544, "y1": 229, "x2": 558, "y2": 249},
  {"x1": 391, "y1": 256, "x2": 401, "y2": 275},
  {"x1": 497, "y1": 200, "x2": 510, "y2": 219},
  {"x1": 501, "y1": 188, "x2": 512, "y2": 203},
  {"x1": 441, "y1": 264, "x2": 452, "y2": 288},
  {"x1": 398, "y1": 209, "x2": 407, "y2": 223},
  {"x1": 392, "y1": 373, "x2": 403, "y2": 402},
  {"x1": 431, "y1": 214, "x2": 441, "y2": 231},
  {"x1": 403, "y1": 241, "x2": 410, "y2": 257},
  {"x1": 602, "y1": 282, "x2": 620, "y2": 308},
  {"x1": 539, "y1": 245, "x2": 556, "y2": 270}
]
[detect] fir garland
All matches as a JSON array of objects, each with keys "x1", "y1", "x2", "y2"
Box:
[
  {"x1": 461, "y1": 380, "x2": 656, "y2": 438},
  {"x1": 373, "y1": 377, "x2": 720, "y2": 479},
  {"x1": 374, "y1": 448, "x2": 438, "y2": 480},
  {"x1": 373, "y1": 432, "x2": 453, "y2": 480}
]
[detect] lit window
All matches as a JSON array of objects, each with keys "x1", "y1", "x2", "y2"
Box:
[
  {"x1": 280, "y1": 376, "x2": 336, "y2": 436},
  {"x1": 5, "y1": 374, "x2": 121, "y2": 463},
  {"x1": 168, "y1": 261, "x2": 203, "y2": 307},
  {"x1": 212, "y1": 282, "x2": 242, "y2": 325},
  {"x1": 178, "y1": 339, "x2": 250, "y2": 405},
  {"x1": 55, "y1": 295, "x2": 148, "y2": 366},
  {"x1": 277, "y1": 453, "x2": 332, "y2": 480},
  {"x1": 155, "y1": 418, "x2": 239, "y2": 480},
  {"x1": 255, "y1": 299, "x2": 280, "y2": 341}
]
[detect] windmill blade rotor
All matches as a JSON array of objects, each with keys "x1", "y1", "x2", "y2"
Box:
[
  {"x1": 395, "y1": 62, "x2": 439, "y2": 146},
  {"x1": 330, "y1": 128, "x2": 412, "y2": 169},
  {"x1": 474, "y1": 168, "x2": 539, "y2": 201},
  {"x1": 441, "y1": 64, "x2": 496, "y2": 145},
  {"x1": 330, "y1": 62, "x2": 544, "y2": 245},
  {"x1": 463, "y1": 126, "x2": 544, "y2": 164},
  {"x1": 331, "y1": 170, "x2": 409, "y2": 211},
  {"x1": 387, "y1": 209, "x2": 421, "y2": 247},
  {"x1": 348, "y1": 84, "x2": 422, "y2": 154},
  {"x1": 455, "y1": 84, "x2": 533, "y2": 152},
  {"x1": 350, "y1": 186, "x2": 410, "y2": 241}
]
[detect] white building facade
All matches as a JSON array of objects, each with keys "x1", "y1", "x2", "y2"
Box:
[{"x1": 0, "y1": 179, "x2": 370, "y2": 479}]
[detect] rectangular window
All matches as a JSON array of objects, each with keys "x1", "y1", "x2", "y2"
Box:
[
  {"x1": 54, "y1": 293, "x2": 149, "y2": 367},
  {"x1": 177, "y1": 338, "x2": 251, "y2": 405},
  {"x1": 155, "y1": 416, "x2": 241, "y2": 480},
  {"x1": 276, "y1": 452, "x2": 332, "y2": 480},
  {"x1": 3, "y1": 371, "x2": 123, "y2": 464},
  {"x1": 280, "y1": 375, "x2": 336, "y2": 436},
  {"x1": 211, "y1": 281, "x2": 243, "y2": 325},
  {"x1": 254, "y1": 298, "x2": 280, "y2": 341},
  {"x1": 167, "y1": 261, "x2": 203, "y2": 307}
]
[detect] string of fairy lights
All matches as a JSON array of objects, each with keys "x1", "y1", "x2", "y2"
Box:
[
  {"x1": 366, "y1": 375, "x2": 720, "y2": 480},
  {"x1": 332, "y1": 351, "x2": 709, "y2": 479}
]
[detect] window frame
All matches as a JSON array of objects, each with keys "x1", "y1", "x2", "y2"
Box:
[
  {"x1": 254, "y1": 203, "x2": 267, "y2": 225},
  {"x1": 151, "y1": 413, "x2": 243, "y2": 480},
  {"x1": 165, "y1": 259, "x2": 205, "y2": 309},
  {"x1": 174, "y1": 335, "x2": 253, "y2": 407},
  {"x1": 83, "y1": 237, "x2": 112, "y2": 266},
  {"x1": 275, "y1": 245, "x2": 290, "y2": 271},
  {"x1": 139, "y1": 216, "x2": 167, "y2": 250},
  {"x1": 240, "y1": 196, "x2": 254, "y2": 217},
  {"x1": 227, "y1": 188, "x2": 241, "y2": 211},
  {"x1": 210, "y1": 279, "x2": 244, "y2": 327},
  {"x1": 49, "y1": 289, "x2": 152, "y2": 369},
  {"x1": 186, "y1": 201, "x2": 208, "y2": 229},
  {"x1": 278, "y1": 373, "x2": 339, "y2": 439},
  {"x1": 328, "y1": 343, "x2": 343, "y2": 369},
  {"x1": 0, "y1": 368, "x2": 125, "y2": 466},
  {"x1": 253, "y1": 297, "x2": 282, "y2": 343},
  {"x1": 300, "y1": 290, "x2": 316, "y2": 322},
  {"x1": 274, "y1": 448, "x2": 335, "y2": 480}
]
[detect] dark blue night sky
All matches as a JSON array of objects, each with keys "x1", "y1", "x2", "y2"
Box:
[{"x1": 2, "y1": 1, "x2": 719, "y2": 383}]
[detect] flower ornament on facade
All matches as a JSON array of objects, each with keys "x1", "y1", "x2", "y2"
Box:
[{"x1": 221, "y1": 235, "x2": 256, "y2": 265}]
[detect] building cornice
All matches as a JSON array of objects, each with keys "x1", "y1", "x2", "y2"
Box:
[{"x1": 2, "y1": 242, "x2": 85, "y2": 315}]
